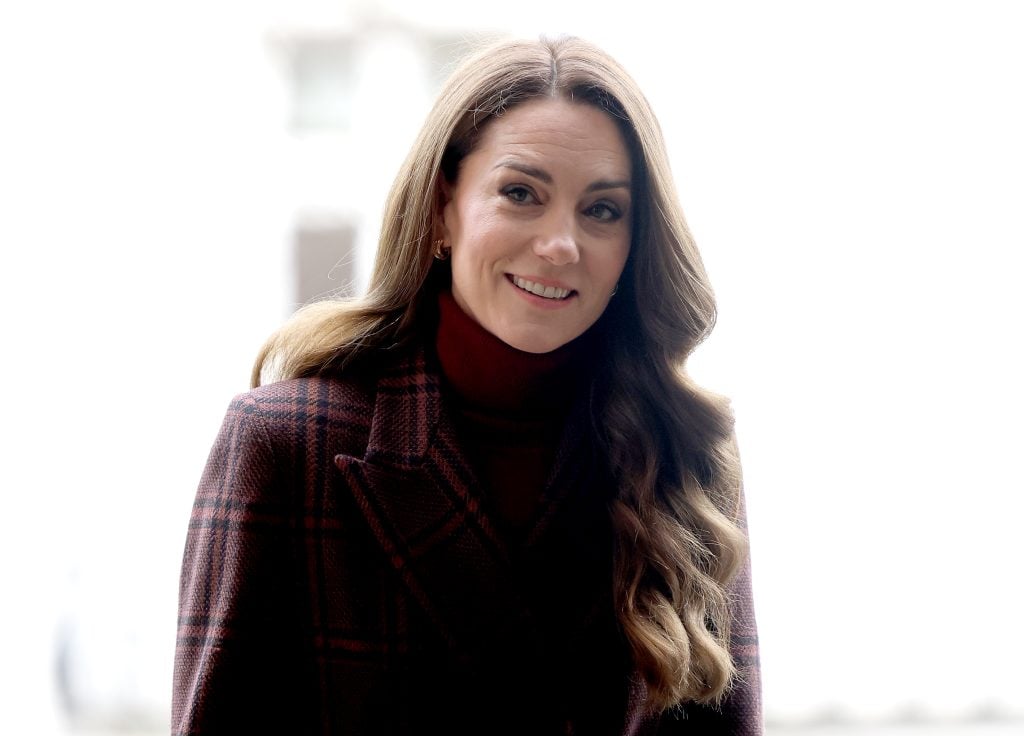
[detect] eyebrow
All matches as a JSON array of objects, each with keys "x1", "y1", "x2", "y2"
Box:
[{"x1": 494, "y1": 160, "x2": 631, "y2": 194}]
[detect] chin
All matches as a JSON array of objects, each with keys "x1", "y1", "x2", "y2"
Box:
[{"x1": 499, "y1": 329, "x2": 575, "y2": 354}]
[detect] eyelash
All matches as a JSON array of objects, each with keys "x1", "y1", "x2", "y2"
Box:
[{"x1": 501, "y1": 185, "x2": 623, "y2": 222}]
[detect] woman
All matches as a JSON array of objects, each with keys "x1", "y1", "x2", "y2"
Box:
[{"x1": 173, "y1": 36, "x2": 761, "y2": 735}]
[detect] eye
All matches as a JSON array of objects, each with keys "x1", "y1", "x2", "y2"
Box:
[
  {"x1": 502, "y1": 185, "x2": 536, "y2": 204},
  {"x1": 586, "y1": 201, "x2": 622, "y2": 222}
]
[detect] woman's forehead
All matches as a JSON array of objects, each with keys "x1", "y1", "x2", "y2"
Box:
[{"x1": 467, "y1": 98, "x2": 633, "y2": 184}]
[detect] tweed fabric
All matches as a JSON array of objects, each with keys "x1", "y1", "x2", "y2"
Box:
[{"x1": 173, "y1": 343, "x2": 762, "y2": 735}]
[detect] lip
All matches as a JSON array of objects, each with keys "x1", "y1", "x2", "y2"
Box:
[
  {"x1": 506, "y1": 273, "x2": 577, "y2": 309},
  {"x1": 510, "y1": 273, "x2": 574, "y2": 291}
]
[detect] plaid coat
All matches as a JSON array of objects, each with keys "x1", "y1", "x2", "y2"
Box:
[{"x1": 173, "y1": 344, "x2": 762, "y2": 735}]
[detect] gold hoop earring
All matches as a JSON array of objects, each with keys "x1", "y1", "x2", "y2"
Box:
[{"x1": 433, "y1": 239, "x2": 449, "y2": 261}]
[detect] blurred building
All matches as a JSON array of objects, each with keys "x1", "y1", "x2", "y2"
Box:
[{"x1": 49, "y1": 5, "x2": 500, "y2": 733}]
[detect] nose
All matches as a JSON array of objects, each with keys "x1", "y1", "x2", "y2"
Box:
[{"x1": 532, "y1": 213, "x2": 580, "y2": 266}]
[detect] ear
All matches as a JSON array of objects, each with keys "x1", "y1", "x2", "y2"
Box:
[{"x1": 433, "y1": 174, "x2": 454, "y2": 241}]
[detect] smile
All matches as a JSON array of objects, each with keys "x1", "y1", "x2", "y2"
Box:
[{"x1": 511, "y1": 276, "x2": 573, "y2": 300}]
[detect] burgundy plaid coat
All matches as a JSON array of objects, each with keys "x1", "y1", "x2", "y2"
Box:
[{"x1": 173, "y1": 344, "x2": 762, "y2": 735}]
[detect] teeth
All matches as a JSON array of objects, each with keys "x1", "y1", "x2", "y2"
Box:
[{"x1": 512, "y1": 276, "x2": 571, "y2": 300}]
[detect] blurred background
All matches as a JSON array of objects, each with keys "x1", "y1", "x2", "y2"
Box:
[{"x1": 1, "y1": 0, "x2": 1022, "y2": 733}]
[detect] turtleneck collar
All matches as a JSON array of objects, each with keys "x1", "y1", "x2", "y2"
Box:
[{"x1": 434, "y1": 290, "x2": 596, "y2": 417}]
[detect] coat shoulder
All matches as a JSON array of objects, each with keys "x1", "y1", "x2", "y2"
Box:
[
  {"x1": 247, "y1": 371, "x2": 377, "y2": 415},
  {"x1": 227, "y1": 371, "x2": 379, "y2": 461}
]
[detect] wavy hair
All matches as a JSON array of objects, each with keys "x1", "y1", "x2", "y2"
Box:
[{"x1": 252, "y1": 36, "x2": 747, "y2": 711}]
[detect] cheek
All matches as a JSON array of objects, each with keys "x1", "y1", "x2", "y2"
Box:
[
  {"x1": 598, "y1": 239, "x2": 631, "y2": 285},
  {"x1": 451, "y1": 210, "x2": 509, "y2": 265},
  {"x1": 449, "y1": 221, "x2": 502, "y2": 299}
]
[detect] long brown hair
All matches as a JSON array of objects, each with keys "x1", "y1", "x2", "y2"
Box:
[{"x1": 253, "y1": 36, "x2": 747, "y2": 711}]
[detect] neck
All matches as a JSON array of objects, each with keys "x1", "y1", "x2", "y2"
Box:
[
  {"x1": 433, "y1": 290, "x2": 599, "y2": 531},
  {"x1": 434, "y1": 290, "x2": 593, "y2": 416}
]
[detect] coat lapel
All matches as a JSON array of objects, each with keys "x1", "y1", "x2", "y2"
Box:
[
  {"x1": 333, "y1": 344, "x2": 615, "y2": 658},
  {"x1": 331, "y1": 345, "x2": 648, "y2": 728},
  {"x1": 333, "y1": 347, "x2": 517, "y2": 649}
]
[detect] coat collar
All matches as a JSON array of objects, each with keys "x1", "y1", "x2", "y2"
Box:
[{"x1": 333, "y1": 342, "x2": 609, "y2": 650}]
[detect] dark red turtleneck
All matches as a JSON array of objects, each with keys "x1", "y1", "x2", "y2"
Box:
[{"x1": 434, "y1": 291, "x2": 595, "y2": 535}]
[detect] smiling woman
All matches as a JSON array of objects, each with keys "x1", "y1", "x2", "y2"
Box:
[
  {"x1": 173, "y1": 35, "x2": 760, "y2": 735},
  {"x1": 441, "y1": 97, "x2": 633, "y2": 353}
]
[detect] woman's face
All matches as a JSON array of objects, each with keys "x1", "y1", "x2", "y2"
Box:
[{"x1": 441, "y1": 97, "x2": 633, "y2": 353}]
